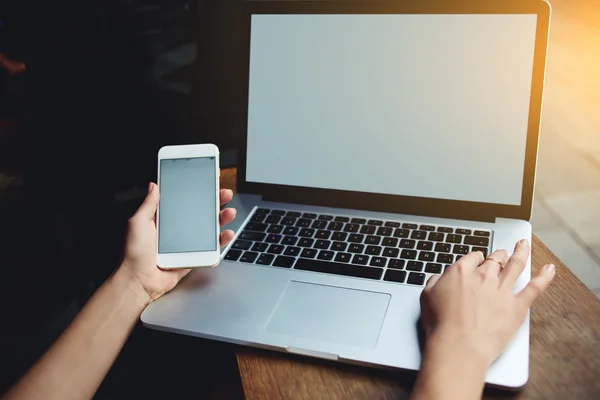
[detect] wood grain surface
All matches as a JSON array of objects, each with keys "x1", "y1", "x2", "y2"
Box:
[{"x1": 220, "y1": 168, "x2": 600, "y2": 400}]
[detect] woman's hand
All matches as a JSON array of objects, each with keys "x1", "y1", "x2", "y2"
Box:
[
  {"x1": 420, "y1": 240, "x2": 555, "y2": 366},
  {"x1": 119, "y1": 182, "x2": 237, "y2": 304}
]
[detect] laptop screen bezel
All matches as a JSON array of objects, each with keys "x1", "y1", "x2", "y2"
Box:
[{"x1": 236, "y1": 1, "x2": 550, "y2": 223}]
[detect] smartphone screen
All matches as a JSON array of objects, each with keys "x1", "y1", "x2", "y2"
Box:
[{"x1": 158, "y1": 157, "x2": 217, "y2": 254}]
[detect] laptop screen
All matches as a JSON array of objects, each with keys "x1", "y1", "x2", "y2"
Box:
[{"x1": 246, "y1": 14, "x2": 538, "y2": 206}]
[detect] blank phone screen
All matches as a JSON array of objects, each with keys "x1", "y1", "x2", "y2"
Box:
[{"x1": 158, "y1": 157, "x2": 217, "y2": 254}]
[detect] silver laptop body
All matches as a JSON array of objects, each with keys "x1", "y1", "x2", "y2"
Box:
[{"x1": 142, "y1": 0, "x2": 551, "y2": 389}]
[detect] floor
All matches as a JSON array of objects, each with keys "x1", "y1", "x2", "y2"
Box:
[{"x1": 531, "y1": 7, "x2": 600, "y2": 298}]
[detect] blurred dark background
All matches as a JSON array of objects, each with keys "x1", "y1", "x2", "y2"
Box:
[{"x1": 0, "y1": 0, "x2": 245, "y2": 396}]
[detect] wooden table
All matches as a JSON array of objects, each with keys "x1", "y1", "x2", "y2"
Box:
[{"x1": 220, "y1": 168, "x2": 600, "y2": 400}]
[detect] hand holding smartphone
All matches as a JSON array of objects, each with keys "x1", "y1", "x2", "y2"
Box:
[{"x1": 156, "y1": 144, "x2": 221, "y2": 269}]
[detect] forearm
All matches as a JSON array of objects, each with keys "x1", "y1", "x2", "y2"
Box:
[
  {"x1": 410, "y1": 335, "x2": 489, "y2": 400},
  {"x1": 4, "y1": 267, "x2": 149, "y2": 400}
]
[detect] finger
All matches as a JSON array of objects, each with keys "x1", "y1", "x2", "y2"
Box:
[
  {"x1": 133, "y1": 182, "x2": 160, "y2": 220},
  {"x1": 453, "y1": 250, "x2": 485, "y2": 273},
  {"x1": 479, "y1": 249, "x2": 509, "y2": 276},
  {"x1": 176, "y1": 268, "x2": 191, "y2": 281},
  {"x1": 500, "y1": 239, "x2": 530, "y2": 288},
  {"x1": 425, "y1": 273, "x2": 441, "y2": 290},
  {"x1": 220, "y1": 229, "x2": 235, "y2": 248},
  {"x1": 220, "y1": 189, "x2": 234, "y2": 206},
  {"x1": 517, "y1": 263, "x2": 555, "y2": 308},
  {"x1": 220, "y1": 208, "x2": 237, "y2": 227}
]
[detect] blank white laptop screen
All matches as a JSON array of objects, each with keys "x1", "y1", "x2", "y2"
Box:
[{"x1": 246, "y1": 14, "x2": 538, "y2": 206}]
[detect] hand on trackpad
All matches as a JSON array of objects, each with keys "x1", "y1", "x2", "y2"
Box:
[{"x1": 266, "y1": 281, "x2": 391, "y2": 348}]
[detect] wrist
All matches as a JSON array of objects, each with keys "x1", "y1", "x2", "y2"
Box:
[
  {"x1": 112, "y1": 266, "x2": 152, "y2": 309},
  {"x1": 425, "y1": 331, "x2": 492, "y2": 371}
]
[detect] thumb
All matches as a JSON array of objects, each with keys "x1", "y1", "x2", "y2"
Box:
[
  {"x1": 517, "y1": 263, "x2": 555, "y2": 308},
  {"x1": 134, "y1": 182, "x2": 160, "y2": 220}
]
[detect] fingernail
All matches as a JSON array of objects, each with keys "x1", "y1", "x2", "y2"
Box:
[
  {"x1": 545, "y1": 264, "x2": 555, "y2": 275},
  {"x1": 519, "y1": 239, "x2": 529, "y2": 246},
  {"x1": 227, "y1": 189, "x2": 234, "y2": 195},
  {"x1": 148, "y1": 182, "x2": 153, "y2": 193}
]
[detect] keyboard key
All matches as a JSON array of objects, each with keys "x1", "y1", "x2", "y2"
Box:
[
  {"x1": 385, "y1": 221, "x2": 400, "y2": 228},
  {"x1": 266, "y1": 234, "x2": 282, "y2": 243},
  {"x1": 472, "y1": 246, "x2": 489, "y2": 257},
  {"x1": 453, "y1": 245, "x2": 469, "y2": 255},
  {"x1": 266, "y1": 215, "x2": 281, "y2": 224},
  {"x1": 334, "y1": 252, "x2": 352, "y2": 263},
  {"x1": 365, "y1": 245, "x2": 382, "y2": 256},
  {"x1": 455, "y1": 228, "x2": 472, "y2": 235},
  {"x1": 437, "y1": 226, "x2": 454, "y2": 233},
  {"x1": 256, "y1": 208, "x2": 271, "y2": 214},
  {"x1": 315, "y1": 230, "x2": 331, "y2": 239},
  {"x1": 271, "y1": 210, "x2": 286, "y2": 216},
  {"x1": 240, "y1": 231, "x2": 267, "y2": 241},
  {"x1": 388, "y1": 259, "x2": 406, "y2": 269},
  {"x1": 348, "y1": 244, "x2": 364, "y2": 253},
  {"x1": 407, "y1": 272, "x2": 426, "y2": 286},
  {"x1": 394, "y1": 228, "x2": 410, "y2": 238},
  {"x1": 233, "y1": 240, "x2": 253, "y2": 250},
  {"x1": 411, "y1": 230, "x2": 427, "y2": 240},
  {"x1": 331, "y1": 232, "x2": 348, "y2": 241},
  {"x1": 251, "y1": 242, "x2": 268, "y2": 252},
  {"x1": 401, "y1": 249, "x2": 418, "y2": 259},
  {"x1": 406, "y1": 261, "x2": 424, "y2": 271},
  {"x1": 428, "y1": 232, "x2": 445, "y2": 242},
  {"x1": 250, "y1": 213, "x2": 266, "y2": 222},
  {"x1": 348, "y1": 234, "x2": 364, "y2": 243},
  {"x1": 298, "y1": 238, "x2": 314, "y2": 247},
  {"x1": 351, "y1": 218, "x2": 367, "y2": 224},
  {"x1": 283, "y1": 226, "x2": 299, "y2": 236},
  {"x1": 360, "y1": 225, "x2": 376, "y2": 234},
  {"x1": 437, "y1": 253, "x2": 454, "y2": 263},
  {"x1": 284, "y1": 246, "x2": 301, "y2": 256},
  {"x1": 434, "y1": 243, "x2": 451, "y2": 253},
  {"x1": 425, "y1": 263, "x2": 443, "y2": 273},
  {"x1": 280, "y1": 217, "x2": 297, "y2": 226},
  {"x1": 418, "y1": 252, "x2": 435, "y2": 262},
  {"x1": 267, "y1": 244, "x2": 284, "y2": 255},
  {"x1": 365, "y1": 235, "x2": 381, "y2": 245},
  {"x1": 302, "y1": 213, "x2": 317, "y2": 219},
  {"x1": 446, "y1": 234, "x2": 462, "y2": 243},
  {"x1": 474, "y1": 230, "x2": 490, "y2": 237},
  {"x1": 417, "y1": 241, "x2": 433, "y2": 251},
  {"x1": 334, "y1": 216, "x2": 350, "y2": 223},
  {"x1": 240, "y1": 251, "x2": 258, "y2": 263},
  {"x1": 399, "y1": 239, "x2": 416, "y2": 249},
  {"x1": 383, "y1": 247, "x2": 400, "y2": 258},
  {"x1": 224, "y1": 249, "x2": 242, "y2": 261},
  {"x1": 300, "y1": 248, "x2": 317, "y2": 258},
  {"x1": 464, "y1": 236, "x2": 490, "y2": 247},
  {"x1": 402, "y1": 223, "x2": 418, "y2": 229},
  {"x1": 384, "y1": 269, "x2": 407, "y2": 283},
  {"x1": 299, "y1": 228, "x2": 315, "y2": 237},
  {"x1": 281, "y1": 236, "x2": 298, "y2": 246},
  {"x1": 286, "y1": 211, "x2": 301, "y2": 217},
  {"x1": 377, "y1": 227, "x2": 393, "y2": 236},
  {"x1": 256, "y1": 253, "x2": 275, "y2": 265},
  {"x1": 273, "y1": 255, "x2": 295, "y2": 268},
  {"x1": 314, "y1": 240, "x2": 331, "y2": 249},
  {"x1": 245, "y1": 222, "x2": 268, "y2": 232},
  {"x1": 267, "y1": 225, "x2": 284, "y2": 234},
  {"x1": 382, "y1": 237, "x2": 398, "y2": 247},
  {"x1": 312, "y1": 220, "x2": 328, "y2": 229},
  {"x1": 370, "y1": 257, "x2": 387, "y2": 267},
  {"x1": 352, "y1": 254, "x2": 369, "y2": 265},
  {"x1": 317, "y1": 250, "x2": 335, "y2": 261},
  {"x1": 368, "y1": 220, "x2": 383, "y2": 226},
  {"x1": 420, "y1": 225, "x2": 435, "y2": 231},
  {"x1": 327, "y1": 222, "x2": 343, "y2": 231},
  {"x1": 344, "y1": 223, "x2": 360, "y2": 233},
  {"x1": 331, "y1": 242, "x2": 347, "y2": 252},
  {"x1": 319, "y1": 214, "x2": 334, "y2": 221},
  {"x1": 296, "y1": 219, "x2": 312, "y2": 228},
  {"x1": 294, "y1": 258, "x2": 383, "y2": 280}
]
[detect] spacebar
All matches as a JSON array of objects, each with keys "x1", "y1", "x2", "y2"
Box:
[{"x1": 294, "y1": 258, "x2": 383, "y2": 280}]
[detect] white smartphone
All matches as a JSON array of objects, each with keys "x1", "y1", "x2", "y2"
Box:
[{"x1": 156, "y1": 144, "x2": 221, "y2": 269}]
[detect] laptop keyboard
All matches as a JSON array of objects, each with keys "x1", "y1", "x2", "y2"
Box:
[{"x1": 223, "y1": 208, "x2": 492, "y2": 287}]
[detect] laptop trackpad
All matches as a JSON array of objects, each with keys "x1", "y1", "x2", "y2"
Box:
[{"x1": 266, "y1": 281, "x2": 391, "y2": 348}]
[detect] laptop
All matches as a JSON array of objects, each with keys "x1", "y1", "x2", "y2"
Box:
[{"x1": 142, "y1": 0, "x2": 550, "y2": 389}]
